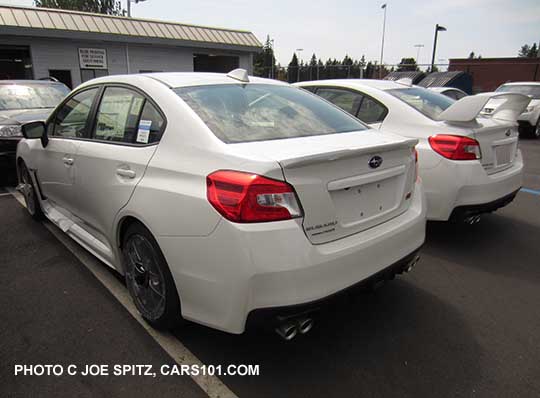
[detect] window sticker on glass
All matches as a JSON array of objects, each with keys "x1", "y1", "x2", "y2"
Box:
[{"x1": 137, "y1": 120, "x2": 152, "y2": 143}]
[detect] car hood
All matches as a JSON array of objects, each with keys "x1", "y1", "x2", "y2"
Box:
[{"x1": 0, "y1": 108, "x2": 54, "y2": 125}]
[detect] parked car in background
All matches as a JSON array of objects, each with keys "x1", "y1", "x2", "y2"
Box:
[
  {"x1": 16, "y1": 70, "x2": 426, "y2": 339},
  {"x1": 428, "y1": 86, "x2": 468, "y2": 100},
  {"x1": 484, "y1": 82, "x2": 540, "y2": 138},
  {"x1": 295, "y1": 79, "x2": 529, "y2": 223},
  {"x1": 0, "y1": 80, "x2": 69, "y2": 183}
]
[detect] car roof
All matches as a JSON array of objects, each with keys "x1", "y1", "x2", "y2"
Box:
[
  {"x1": 0, "y1": 80, "x2": 65, "y2": 85},
  {"x1": 86, "y1": 72, "x2": 288, "y2": 89},
  {"x1": 429, "y1": 87, "x2": 465, "y2": 93},
  {"x1": 296, "y1": 79, "x2": 408, "y2": 91},
  {"x1": 499, "y1": 82, "x2": 540, "y2": 86}
]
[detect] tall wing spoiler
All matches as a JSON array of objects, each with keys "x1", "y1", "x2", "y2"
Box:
[{"x1": 437, "y1": 92, "x2": 530, "y2": 123}]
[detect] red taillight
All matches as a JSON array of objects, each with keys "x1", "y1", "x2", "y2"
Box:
[
  {"x1": 428, "y1": 135, "x2": 481, "y2": 160},
  {"x1": 206, "y1": 170, "x2": 302, "y2": 223}
]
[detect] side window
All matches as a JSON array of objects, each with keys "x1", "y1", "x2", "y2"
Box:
[
  {"x1": 453, "y1": 90, "x2": 466, "y2": 100},
  {"x1": 357, "y1": 95, "x2": 388, "y2": 124},
  {"x1": 94, "y1": 87, "x2": 145, "y2": 143},
  {"x1": 51, "y1": 88, "x2": 98, "y2": 138},
  {"x1": 300, "y1": 86, "x2": 317, "y2": 93},
  {"x1": 316, "y1": 88, "x2": 362, "y2": 116},
  {"x1": 138, "y1": 101, "x2": 165, "y2": 144}
]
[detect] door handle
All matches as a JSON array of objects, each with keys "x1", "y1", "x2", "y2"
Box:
[
  {"x1": 116, "y1": 168, "x2": 136, "y2": 179},
  {"x1": 62, "y1": 157, "x2": 74, "y2": 166}
]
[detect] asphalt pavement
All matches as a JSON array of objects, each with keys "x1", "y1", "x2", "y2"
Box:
[{"x1": 1, "y1": 139, "x2": 539, "y2": 398}]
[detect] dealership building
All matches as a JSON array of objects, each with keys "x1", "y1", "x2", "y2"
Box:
[{"x1": 0, "y1": 5, "x2": 261, "y2": 88}]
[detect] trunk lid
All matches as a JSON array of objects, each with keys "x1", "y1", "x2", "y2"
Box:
[
  {"x1": 228, "y1": 131, "x2": 418, "y2": 244},
  {"x1": 471, "y1": 117, "x2": 519, "y2": 175}
]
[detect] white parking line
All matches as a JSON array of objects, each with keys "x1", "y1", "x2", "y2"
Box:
[{"x1": 6, "y1": 188, "x2": 238, "y2": 398}]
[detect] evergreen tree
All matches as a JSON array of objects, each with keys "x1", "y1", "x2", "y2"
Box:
[
  {"x1": 35, "y1": 0, "x2": 125, "y2": 15},
  {"x1": 287, "y1": 53, "x2": 299, "y2": 83}
]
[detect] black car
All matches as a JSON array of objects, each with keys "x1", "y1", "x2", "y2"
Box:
[{"x1": 0, "y1": 80, "x2": 69, "y2": 183}]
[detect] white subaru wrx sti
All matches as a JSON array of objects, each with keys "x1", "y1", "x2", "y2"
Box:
[
  {"x1": 16, "y1": 70, "x2": 425, "y2": 338},
  {"x1": 296, "y1": 80, "x2": 530, "y2": 222}
]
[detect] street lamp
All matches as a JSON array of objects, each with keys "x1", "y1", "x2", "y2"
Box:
[
  {"x1": 414, "y1": 44, "x2": 424, "y2": 66},
  {"x1": 127, "y1": 0, "x2": 147, "y2": 18},
  {"x1": 379, "y1": 3, "x2": 387, "y2": 78},
  {"x1": 430, "y1": 24, "x2": 446, "y2": 72},
  {"x1": 295, "y1": 48, "x2": 303, "y2": 82}
]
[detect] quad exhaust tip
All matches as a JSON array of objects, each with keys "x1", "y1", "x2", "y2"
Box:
[
  {"x1": 464, "y1": 215, "x2": 481, "y2": 225},
  {"x1": 275, "y1": 317, "x2": 314, "y2": 340}
]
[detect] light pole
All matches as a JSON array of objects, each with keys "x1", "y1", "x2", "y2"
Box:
[
  {"x1": 127, "y1": 0, "x2": 147, "y2": 18},
  {"x1": 414, "y1": 44, "x2": 424, "y2": 66},
  {"x1": 295, "y1": 48, "x2": 303, "y2": 82},
  {"x1": 379, "y1": 3, "x2": 387, "y2": 78},
  {"x1": 430, "y1": 24, "x2": 446, "y2": 72}
]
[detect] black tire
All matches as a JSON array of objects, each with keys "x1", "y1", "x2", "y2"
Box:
[
  {"x1": 19, "y1": 161, "x2": 44, "y2": 221},
  {"x1": 122, "y1": 222, "x2": 183, "y2": 330}
]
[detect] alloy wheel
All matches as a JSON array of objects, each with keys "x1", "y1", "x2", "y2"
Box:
[{"x1": 124, "y1": 234, "x2": 167, "y2": 321}]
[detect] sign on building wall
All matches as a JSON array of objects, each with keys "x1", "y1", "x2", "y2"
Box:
[{"x1": 78, "y1": 48, "x2": 107, "y2": 69}]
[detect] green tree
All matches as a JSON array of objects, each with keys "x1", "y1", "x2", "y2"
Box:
[
  {"x1": 518, "y1": 43, "x2": 538, "y2": 58},
  {"x1": 35, "y1": 0, "x2": 125, "y2": 15},
  {"x1": 253, "y1": 35, "x2": 276, "y2": 78},
  {"x1": 397, "y1": 57, "x2": 418, "y2": 72},
  {"x1": 287, "y1": 53, "x2": 299, "y2": 83}
]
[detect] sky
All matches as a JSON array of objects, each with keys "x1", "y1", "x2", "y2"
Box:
[{"x1": 1, "y1": 0, "x2": 539, "y2": 66}]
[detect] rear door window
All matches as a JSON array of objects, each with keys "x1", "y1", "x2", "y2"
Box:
[
  {"x1": 316, "y1": 88, "x2": 362, "y2": 116},
  {"x1": 93, "y1": 87, "x2": 145, "y2": 143},
  {"x1": 356, "y1": 95, "x2": 388, "y2": 124}
]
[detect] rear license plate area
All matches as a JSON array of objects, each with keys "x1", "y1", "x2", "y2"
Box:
[
  {"x1": 494, "y1": 143, "x2": 513, "y2": 167},
  {"x1": 331, "y1": 176, "x2": 401, "y2": 226}
]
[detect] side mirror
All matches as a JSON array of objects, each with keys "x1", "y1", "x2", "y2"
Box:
[{"x1": 21, "y1": 121, "x2": 48, "y2": 147}]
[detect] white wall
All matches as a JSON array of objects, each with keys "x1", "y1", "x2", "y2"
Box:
[{"x1": 0, "y1": 35, "x2": 254, "y2": 87}]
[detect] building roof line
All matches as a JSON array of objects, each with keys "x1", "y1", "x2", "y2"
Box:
[
  {"x1": 0, "y1": 4, "x2": 262, "y2": 48},
  {"x1": 0, "y1": 3, "x2": 253, "y2": 34}
]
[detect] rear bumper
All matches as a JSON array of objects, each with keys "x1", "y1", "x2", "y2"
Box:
[
  {"x1": 157, "y1": 181, "x2": 426, "y2": 334},
  {"x1": 421, "y1": 151, "x2": 523, "y2": 221},
  {"x1": 450, "y1": 189, "x2": 519, "y2": 220},
  {"x1": 245, "y1": 248, "x2": 422, "y2": 331}
]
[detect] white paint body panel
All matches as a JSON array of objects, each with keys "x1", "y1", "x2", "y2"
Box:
[
  {"x1": 295, "y1": 79, "x2": 525, "y2": 220},
  {"x1": 17, "y1": 73, "x2": 426, "y2": 333}
]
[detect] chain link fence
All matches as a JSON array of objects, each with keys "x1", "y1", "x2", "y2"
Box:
[{"x1": 254, "y1": 63, "x2": 450, "y2": 82}]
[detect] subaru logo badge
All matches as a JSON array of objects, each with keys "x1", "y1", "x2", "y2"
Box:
[{"x1": 369, "y1": 155, "x2": 383, "y2": 169}]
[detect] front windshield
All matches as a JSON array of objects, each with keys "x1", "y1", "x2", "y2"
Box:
[
  {"x1": 0, "y1": 83, "x2": 70, "y2": 111},
  {"x1": 387, "y1": 87, "x2": 455, "y2": 119},
  {"x1": 174, "y1": 84, "x2": 367, "y2": 143},
  {"x1": 496, "y1": 84, "x2": 540, "y2": 99}
]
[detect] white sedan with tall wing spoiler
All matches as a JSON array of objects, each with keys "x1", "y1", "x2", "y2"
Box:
[
  {"x1": 15, "y1": 70, "x2": 426, "y2": 338},
  {"x1": 295, "y1": 79, "x2": 530, "y2": 222}
]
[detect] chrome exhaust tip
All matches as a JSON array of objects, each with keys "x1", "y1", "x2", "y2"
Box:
[
  {"x1": 275, "y1": 321, "x2": 298, "y2": 341},
  {"x1": 296, "y1": 317, "x2": 314, "y2": 335},
  {"x1": 405, "y1": 255, "x2": 420, "y2": 273},
  {"x1": 15, "y1": 183, "x2": 26, "y2": 193},
  {"x1": 464, "y1": 215, "x2": 481, "y2": 225}
]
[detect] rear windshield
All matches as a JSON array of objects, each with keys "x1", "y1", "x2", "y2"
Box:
[
  {"x1": 174, "y1": 84, "x2": 366, "y2": 143},
  {"x1": 0, "y1": 83, "x2": 69, "y2": 111},
  {"x1": 496, "y1": 84, "x2": 540, "y2": 99},
  {"x1": 387, "y1": 87, "x2": 455, "y2": 119}
]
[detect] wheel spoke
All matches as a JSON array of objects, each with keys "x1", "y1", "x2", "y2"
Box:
[{"x1": 124, "y1": 234, "x2": 166, "y2": 320}]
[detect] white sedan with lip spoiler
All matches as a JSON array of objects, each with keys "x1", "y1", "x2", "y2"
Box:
[
  {"x1": 296, "y1": 79, "x2": 529, "y2": 222},
  {"x1": 16, "y1": 70, "x2": 426, "y2": 339}
]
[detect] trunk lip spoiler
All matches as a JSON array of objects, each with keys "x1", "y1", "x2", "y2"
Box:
[
  {"x1": 437, "y1": 92, "x2": 531, "y2": 123},
  {"x1": 278, "y1": 138, "x2": 418, "y2": 169}
]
